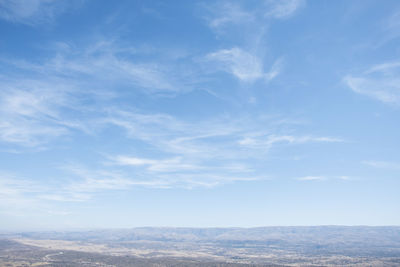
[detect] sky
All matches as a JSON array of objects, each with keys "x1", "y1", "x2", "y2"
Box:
[{"x1": 0, "y1": 0, "x2": 399, "y2": 230}]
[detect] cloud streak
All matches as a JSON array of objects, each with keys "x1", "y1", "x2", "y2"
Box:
[
  {"x1": 344, "y1": 61, "x2": 400, "y2": 105},
  {"x1": 297, "y1": 176, "x2": 326, "y2": 181},
  {"x1": 363, "y1": 160, "x2": 400, "y2": 170},
  {"x1": 0, "y1": 77, "x2": 81, "y2": 146},
  {"x1": 206, "y1": 1, "x2": 254, "y2": 30},
  {"x1": 206, "y1": 47, "x2": 282, "y2": 83},
  {"x1": 264, "y1": 0, "x2": 305, "y2": 19},
  {"x1": 0, "y1": 40, "x2": 198, "y2": 147},
  {"x1": 296, "y1": 175, "x2": 351, "y2": 181},
  {"x1": 238, "y1": 134, "x2": 343, "y2": 148},
  {"x1": 0, "y1": 0, "x2": 78, "y2": 25},
  {"x1": 201, "y1": 0, "x2": 303, "y2": 85},
  {"x1": 205, "y1": 0, "x2": 304, "y2": 31}
]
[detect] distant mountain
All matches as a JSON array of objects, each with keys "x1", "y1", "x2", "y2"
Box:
[{"x1": 6, "y1": 226, "x2": 400, "y2": 243}]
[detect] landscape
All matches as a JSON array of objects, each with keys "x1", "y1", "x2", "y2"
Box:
[{"x1": 1, "y1": 226, "x2": 400, "y2": 266}]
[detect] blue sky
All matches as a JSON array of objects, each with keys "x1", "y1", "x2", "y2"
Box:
[{"x1": 0, "y1": 0, "x2": 399, "y2": 230}]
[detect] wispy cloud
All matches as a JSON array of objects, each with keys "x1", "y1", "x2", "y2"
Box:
[
  {"x1": 0, "y1": 173, "x2": 50, "y2": 215},
  {"x1": 264, "y1": 0, "x2": 305, "y2": 19},
  {"x1": 0, "y1": 40, "x2": 196, "y2": 147},
  {"x1": 105, "y1": 153, "x2": 265, "y2": 190},
  {"x1": 296, "y1": 175, "x2": 350, "y2": 181},
  {"x1": 297, "y1": 176, "x2": 326, "y2": 181},
  {"x1": 0, "y1": 179, "x2": 71, "y2": 220},
  {"x1": 201, "y1": 0, "x2": 302, "y2": 84},
  {"x1": 372, "y1": 9, "x2": 400, "y2": 48},
  {"x1": 59, "y1": 161, "x2": 262, "y2": 195},
  {"x1": 0, "y1": 165, "x2": 166, "y2": 206},
  {"x1": 0, "y1": 41, "x2": 343, "y2": 191},
  {"x1": 238, "y1": 134, "x2": 343, "y2": 148},
  {"x1": 103, "y1": 110, "x2": 320, "y2": 159},
  {"x1": 100, "y1": 113, "x2": 267, "y2": 187},
  {"x1": 204, "y1": 0, "x2": 304, "y2": 31},
  {"x1": 205, "y1": 1, "x2": 254, "y2": 30},
  {"x1": 362, "y1": 160, "x2": 400, "y2": 170},
  {"x1": 0, "y1": 77, "x2": 81, "y2": 146},
  {"x1": 22, "y1": 41, "x2": 186, "y2": 93},
  {"x1": 112, "y1": 156, "x2": 200, "y2": 173},
  {"x1": 58, "y1": 165, "x2": 176, "y2": 198},
  {"x1": 0, "y1": 0, "x2": 79, "y2": 25},
  {"x1": 0, "y1": 173, "x2": 42, "y2": 197},
  {"x1": 344, "y1": 61, "x2": 400, "y2": 105},
  {"x1": 92, "y1": 109, "x2": 344, "y2": 189},
  {"x1": 206, "y1": 47, "x2": 282, "y2": 83}
]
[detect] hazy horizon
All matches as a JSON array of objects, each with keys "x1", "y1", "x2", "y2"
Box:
[{"x1": 3, "y1": 224, "x2": 400, "y2": 233}]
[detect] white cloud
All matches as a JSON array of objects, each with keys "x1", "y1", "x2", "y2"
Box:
[
  {"x1": 38, "y1": 42, "x2": 182, "y2": 93},
  {"x1": 297, "y1": 176, "x2": 325, "y2": 181},
  {"x1": 114, "y1": 156, "x2": 157, "y2": 166},
  {"x1": 202, "y1": 0, "x2": 303, "y2": 84},
  {"x1": 113, "y1": 156, "x2": 200, "y2": 173},
  {"x1": 265, "y1": 135, "x2": 343, "y2": 145},
  {"x1": 105, "y1": 110, "x2": 259, "y2": 159},
  {"x1": 0, "y1": 168, "x2": 147, "y2": 212},
  {"x1": 238, "y1": 134, "x2": 343, "y2": 148},
  {"x1": 365, "y1": 62, "x2": 400, "y2": 74},
  {"x1": 104, "y1": 109, "x2": 342, "y2": 162},
  {"x1": 206, "y1": 47, "x2": 281, "y2": 83},
  {"x1": 344, "y1": 77, "x2": 400, "y2": 104},
  {"x1": 0, "y1": 53, "x2": 343, "y2": 189},
  {"x1": 0, "y1": 41, "x2": 194, "y2": 147},
  {"x1": 0, "y1": 104, "x2": 344, "y2": 195},
  {"x1": 0, "y1": 0, "x2": 76, "y2": 25},
  {"x1": 265, "y1": 0, "x2": 304, "y2": 19},
  {"x1": 0, "y1": 36, "x2": 343, "y2": 192},
  {"x1": 2, "y1": 40, "x2": 191, "y2": 97},
  {"x1": 0, "y1": 79, "x2": 77, "y2": 146},
  {"x1": 96, "y1": 109, "x2": 345, "y2": 189},
  {"x1": 374, "y1": 10, "x2": 400, "y2": 47},
  {"x1": 0, "y1": 174, "x2": 41, "y2": 196},
  {"x1": 204, "y1": 0, "x2": 304, "y2": 31},
  {"x1": 265, "y1": 58, "x2": 284, "y2": 80},
  {"x1": 362, "y1": 160, "x2": 400, "y2": 170},
  {"x1": 296, "y1": 175, "x2": 353, "y2": 181},
  {"x1": 206, "y1": 1, "x2": 254, "y2": 29},
  {"x1": 344, "y1": 61, "x2": 400, "y2": 105},
  {"x1": 61, "y1": 162, "x2": 263, "y2": 192},
  {"x1": 0, "y1": 173, "x2": 50, "y2": 214},
  {"x1": 30, "y1": 165, "x2": 173, "y2": 203}
]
